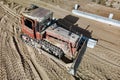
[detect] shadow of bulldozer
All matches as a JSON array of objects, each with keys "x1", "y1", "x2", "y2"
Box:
[{"x1": 56, "y1": 15, "x2": 92, "y2": 38}]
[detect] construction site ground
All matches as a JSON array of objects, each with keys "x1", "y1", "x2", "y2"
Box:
[{"x1": 0, "y1": 0, "x2": 120, "y2": 80}]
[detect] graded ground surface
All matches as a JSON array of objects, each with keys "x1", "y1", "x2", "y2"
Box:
[{"x1": 0, "y1": 0, "x2": 120, "y2": 80}]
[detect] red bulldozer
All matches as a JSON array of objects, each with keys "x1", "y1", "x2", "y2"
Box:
[{"x1": 20, "y1": 4, "x2": 97, "y2": 75}]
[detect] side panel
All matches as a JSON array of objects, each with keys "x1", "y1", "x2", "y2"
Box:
[
  {"x1": 45, "y1": 31, "x2": 77, "y2": 56},
  {"x1": 34, "y1": 20, "x2": 43, "y2": 40},
  {"x1": 21, "y1": 16, "x2": 35, "y2": 39},
  {"x1": 22, "y1": 26, "x2": 34, "y2": 38},
  {"x1": 36, "y1": 32, "x2": 42, "y2": 40}
]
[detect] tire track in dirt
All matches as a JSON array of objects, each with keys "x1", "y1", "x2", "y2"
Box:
[
  {"x1": 79, "y1": 52, "x2": 120, "y2": 80},
  {"x1": 88, "y1": 45, "x2": 120, "y2": 67},
  {"x1": 0, "y1": 12, "x2": 27, "y2": 79},
  {"x1": 33, "y1": 47, "x2": 75, "y2": 80},
  {"x1": 0, "y1": 4, "x2": 43, "y2": 79},
  {"x1": 15, "y1": 38, "x2": 41, "y2": 80},
  {"x1": 77, "y1": 56, "x2": 107, "y2": 80},
  {"x1": 26, "y1": 45, "x2": 50, "y2": 80},
  {"x1": 1, "y1": 0, "x2": 120, "y2": 80},
  {"x1": 0, "y1": 31, "x2": 8, "y2": 80},
  {"x1": 5, "y1": 36, "x2": 27, "y2": 80}
]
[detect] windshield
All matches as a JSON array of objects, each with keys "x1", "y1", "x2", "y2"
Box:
[
  {"x1": 36, "y1": 12, "x2": 53, "y2": 32},
  {"x1": 42, "y1": 12, "x2": 53, "y2": 26}
]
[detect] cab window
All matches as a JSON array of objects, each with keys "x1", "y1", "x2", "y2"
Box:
[{"x1": 24, "y1": 19, "x2": 33, "y2": 29}]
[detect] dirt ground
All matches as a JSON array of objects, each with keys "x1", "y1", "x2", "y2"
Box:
[
  {"x1": 39, "y1": 0, "x2": 120, "y2": 20},
  {"x1": 0, "y1": 0, "x2": 120, "y2": 80}
]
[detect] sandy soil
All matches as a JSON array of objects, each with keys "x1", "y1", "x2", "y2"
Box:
[
  {"x1": 79, "y1": 2, "x2": 120, "y2": 20},
  {"x1": 39, "y1": 0, "x2": 120, "y2": 20},
  {"x1": 0, "y1": 0, "x2": 120, "y2": 80}
]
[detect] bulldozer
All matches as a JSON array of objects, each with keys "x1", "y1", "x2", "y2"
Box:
[{"x1": 20, "y1": 4, "x2": 97, "y2": 75}]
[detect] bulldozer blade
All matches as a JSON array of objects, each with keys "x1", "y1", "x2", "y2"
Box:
[{"x1": 68, "y1": 39, "x2": 87, "y2": 75}]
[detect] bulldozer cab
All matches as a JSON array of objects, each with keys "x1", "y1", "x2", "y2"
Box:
[
  {"x1": 20, "y1": 4, "x2": 97, "y2": 76},
  {"x1": 21, "y1": 4, "x2": 53, "y2": 39}
]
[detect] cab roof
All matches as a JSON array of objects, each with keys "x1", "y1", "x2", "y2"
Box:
[{"x1": 22, "y1": 5, "x2": 52, "y2": 22}]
